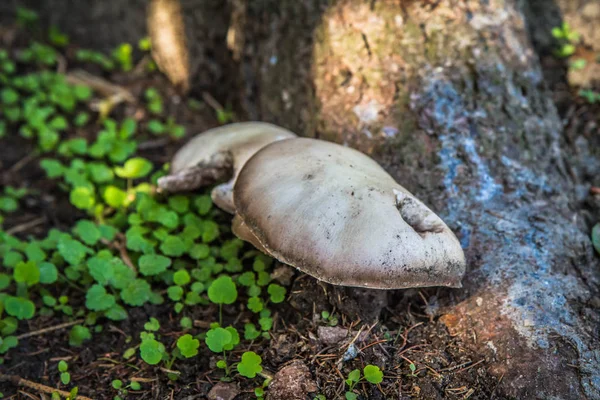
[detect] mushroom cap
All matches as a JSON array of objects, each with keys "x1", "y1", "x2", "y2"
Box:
[
  {"x1": 165, "y1": 122, "x2": 296, "y2": 212},
  {"x1": 233, "y1": 138, "x2": 465, "y2": 289},
  {"x1": 171, "y1": 122, "x2": 297, "y2": 175}
]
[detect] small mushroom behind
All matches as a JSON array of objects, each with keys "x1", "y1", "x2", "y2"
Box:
[
  {"x1": 233, "y1": 138, "x2": 466, "y2": 289},
  {"x1": 158, "y1": 122, "x2": 296, "y2": 213}
]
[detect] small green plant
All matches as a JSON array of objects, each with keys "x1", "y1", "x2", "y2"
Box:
[
  {"x1": 407, "y1": 362, "x2": 418, "y2": 377},
  {"x1": 552, "y1": 22, "x2": 580, "y2": 58},
  {"x1": 205, "y1": 325, "x2": 239, "y2": 376},
  {"x1": 58, "y1": 360, "x2": 70, "y2": 385},
  {"x1": 16, "y1": 7, "x2": 39, "y2": 27},
  {"x1": 579, "y1": 89, "x2": 600, "y2": 104},
  {"x1": 208, "y1": 275, "x2": 238, "y2": 325},
  {"x1": 216, "y1": 107, "x2": 235, "y2": 125},
  {"x1": 177, "y1": 334, "x2": 200, "y2": 358},
  {"x1": 69, "y1": 325, "x2": 92, "y2": 346},
  {"x1": 76, "y1": 49, "x2": 115, "y2": 70},
  {"x1": 320, "y1": 310, "x2": 339, "y2": 326},
  {"x1": 0, "y1": 17, "x2": 287, "y2": 393},
  {"x1": 237, "y1": 351, "x2": 263, "y2": 378},
  {"x1": 145, "y1": 88, "x2": 163, "y2": 115},
  {"x1": 344, "y1": 365, "x2": 384, "y2": 399},
  {"x1": 139, "y1": 332, "x2": 167, "y2": 365},
  {"x1": 111, "y1": 378, "x2": 139, "y2": 400},
  {"x1": 49, "y1": 26, "x2": 69, "y2": 47},
  {"x1": 112, "y1": 43, "x2": 133, "y2": 72}
]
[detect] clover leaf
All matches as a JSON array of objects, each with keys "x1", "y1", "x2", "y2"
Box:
[
  {"x1": 244, "y1": 323, "x2": 261, "y2": 340},
  {"x1": 267, "y1": 284, "x2": 286, "y2": 303},
  {"x1": 247, "y1": 297, "x2": 263, "y2": 313},
  {"x1": 85, "y1": 284, "x2": 116, "y2": 311},
  {"x1": 121, "y1": 279, "x2": 152, "y2": 306},
  {"x1": 173, "y1": 269, "x2": 191, "y2": 286},
  {"x1": 160, "y1": 235, "x2": 186, "y2": 257},
  {"x1": 5, "y1": 296, "x2": 35, "y2": 320},
  {"x1": 87, "y1": 253, "x2": 116, "y2": 285},
  {"x1": 103, "y1": 186, "x2": 128, "y2": 208},
  {"x1": 168, "y1": 196, "x2": 189, "y2": 214},
  {"x1": 363, "y1": 365, "x2": 383, "y2": 384},
  {"x1": 144, "y1": 317, "x2": 160, "y2": 331},
  {"x1": 194, "y1": 195, "x2": 212, "y2": 215},
  {"x1": 167, "y1": 286, "x2": 184, "y2": 301},
  {"x1": 74, "y1": 220, "x2": 102, "y2": 245},
  {"x1": 347, "y1": 369, "x2": 360, "y2": 385},
  {"x1": 0, "y1": 336, "x2": 19, "y2": 354},
  {"x1": 114, "y1": 157, "x2": 152, "y2": 179},
  {"x1": 36, "y1": 261, "x2": 57, "y2": 284},
  {"x1": 139, "y1": 335, "x2": 166, "y2": 365},
  {"x1": 205, "y1": 327, "x2": 232, "y2": 353},
  {"x1": 208, "y1": 276, "x2": 237, "y2": 305},
  {"x1": 70, "y1": 186, "x2": 95, "y2": 209},
  {"x1": 189, "y1": 243, "x2": 210, "y2": 260},
  {"x1": 177, "y1": 334, "x2": 200, "y2": 358},
  {"x1": 105, "y1": 304, "x2": 128, "y2": 321},
  {"x1": 58, "y1": 236, "x2": 91, "y2": 265},
  {"x1": 237, "y1": 351, "x2": 263, "y2": 378},
  {"x1": 139, "y1": 254, "x2": 171, "y2": 276},
  {"x1": 69, "y1": 325, "x2": 91, "y2": 346},
  {"x1": 13, "y1": 260, "x2": 40, "y2": 286}
]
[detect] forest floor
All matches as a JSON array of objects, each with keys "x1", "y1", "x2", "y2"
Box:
[{"x1": 1, "y1": 10, "x2": 598, "y2": 400}]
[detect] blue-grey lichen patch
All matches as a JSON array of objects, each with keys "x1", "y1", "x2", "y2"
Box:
[
  {"x1": 414, "y1": 73, "x2": 600, "y2": 397},
  {"x1": 418, "y1": 77, "x2": 502, "y2": 203}
]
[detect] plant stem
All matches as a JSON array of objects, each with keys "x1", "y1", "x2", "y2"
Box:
[{"x1": 222, "y1": 350, "x2": 229, "y2": 376}]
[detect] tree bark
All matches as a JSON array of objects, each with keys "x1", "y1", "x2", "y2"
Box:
[
  {"x1": 233, "y1": 1, "x2": 600, "y2": 398},
  {"x1": 5, "y1": 0, "x2": 599, "y2": 398}
]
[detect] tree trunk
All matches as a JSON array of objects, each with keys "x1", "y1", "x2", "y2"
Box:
[
  {"x1": 6, "y1": 0, "x2": 599, "y2": 398},
  {"x1": 233, "y1": 1, "x2": 600, "y2": 398}
]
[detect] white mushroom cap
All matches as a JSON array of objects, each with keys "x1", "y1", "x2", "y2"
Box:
[
  {"x1": 158, "y1": 122, "x2": 296, "y2": 213},
  {"x1": 233, "y1": 138, "x2": 466, "y2": 289}
]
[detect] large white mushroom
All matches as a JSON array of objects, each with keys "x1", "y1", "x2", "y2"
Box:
[
  {"x1": 157, "y1": 122, "x2": 296, "y2": 213},
  {"x1": 232, "y1": 138, "x2": 466, "y2": 289}
]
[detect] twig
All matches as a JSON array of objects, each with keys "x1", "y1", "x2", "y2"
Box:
[
  {"x1": 66, "y1": 70, "x2": 135, "y2": 103},
  {"x1": 359, "y1": 339, "x2": 388, "y2": 352},
  {"x1": 454, "y1": 359, "x2": 484, "y2": 374},
  {"x1": 130, "y1": 377, "x2": 157, "y2": 383},
  {"x1": 159, "y1": 367, "x2": 181, "y2": 376},
  {"x1": 201, "y1": 92, "x2": 224, "y2": 113},
  {"x1": 17, "y1": 319, "x2": 84, "y2": 340},
  {"x1": 0, "y1": 374, "x2": 93, "y2": 400},
  {"x1": 8, "y1": 151, "x2": 39, "y2": 173},
  {"x1": 590, "y1": 187, "x2": 600, "y2": 195},
  {"x1": 101, "y1": 236, "x2": 136, "y2": 273},
  {"x1": 6, "y1": 216, "x2": 48, "y2": 235}
]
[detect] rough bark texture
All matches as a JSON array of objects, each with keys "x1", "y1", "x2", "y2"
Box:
[
  {"x1": 234, "y1": 1, "x2": 600, "y2": 398},
  {"x1": 4, "y1": 1, "x2": 599, "y2": 398}
]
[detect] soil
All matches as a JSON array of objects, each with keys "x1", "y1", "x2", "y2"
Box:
[{"x1": 1, "y1": 17, "x2": 599, "y2": 400}]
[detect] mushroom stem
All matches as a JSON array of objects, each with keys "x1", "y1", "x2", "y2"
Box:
[{"x1": 327, "y1": 284, "x2": 389, "y2": 322}]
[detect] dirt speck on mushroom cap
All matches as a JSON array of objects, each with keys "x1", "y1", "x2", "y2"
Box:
[{"x1": 234, "y1": 138, "x2": 466, "y2": 289}]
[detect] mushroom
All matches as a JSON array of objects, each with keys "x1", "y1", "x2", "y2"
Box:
[
  {"x1": 157, "y1": 122, "x2": 296, "y2": 213},
  {"x1": 232, "y1": 138, "x2": 465, "y2": 289}
]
